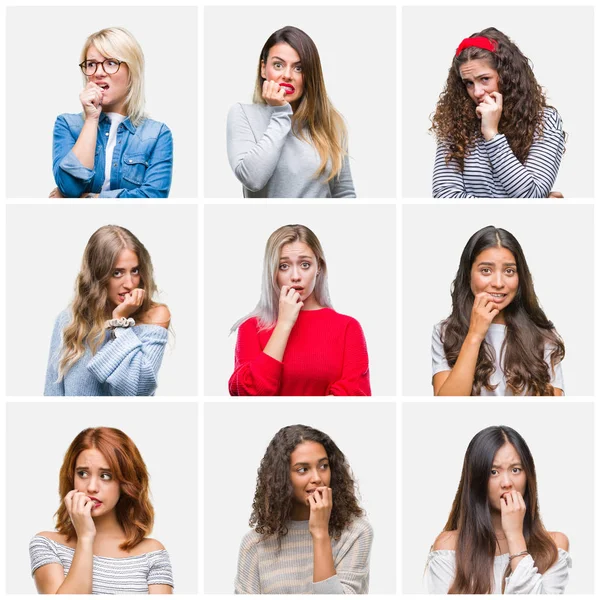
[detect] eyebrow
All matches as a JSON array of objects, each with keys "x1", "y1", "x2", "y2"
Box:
[
  {"x1": 477, "y1": 261, "x2": 517, "y2": 267},
  {"x1": 271, "y1": 56, "x2": 302, "y2": 65},
  {"x1": 292, "y1": 457, "x2": 328, "y2": 467},
  {"x1": 75, "y1": 465, "x2": 112, "y2": 471},
  {"x1": 113, "y1": 265, "x2": 140, "y2": 270},
  {"x1": 279, "y1": 255, "x2": 313, "y2": 261},
  {"x1": 461, "y1": 72, "x2": 494, "y2": 81},
  {"x1": 492, "y1": 463, "x2": 523, "y2": 468}
]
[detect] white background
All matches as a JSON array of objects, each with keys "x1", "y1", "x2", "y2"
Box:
[
  {"x1": 402, "y1": 402, "x2": 594, "y2": 594},
  {"x1": 6, "y1": 6, "x2": 198, "y2": 198},
  {"x1": 204, "y1": 6, "x2": 396, "y2": 198},
  {"x1": 6, "y1": 401, "x2": 198, "y2": 594},
  {"x1": 204, "y1": 203, "x2": 397, "y2": 396},
  {"x1": 204, "y1": 401, "x2": 396, "y2": 594},
  {"x1": 6, "y1": 204, "x2": 198, "y2": 396},
  {"x1": 402, "y1": 5, "x2": 594, "y2": 198},
  {"x1": 402, "y1": 203, "x2": 594, "y2": 396}
]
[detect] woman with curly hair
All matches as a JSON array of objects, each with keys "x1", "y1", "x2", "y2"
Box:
[
  {"x1": 229, "y1": 224, "x2": 370, "y2": 396},
  {"x1": 432, "y1": 226, "x2": 564, "y2": 396},
  {"x1": 44, "y1": 225, "x2": 170, "y2": 396},
  {"x1": 425, "y1": 425, "x2": 570, "y2": 593},
  {"x1": 29, "y1": 427, "x2": 173, "y2": 594},
  {"x1": 431, "y1": 27, "x2": 565, "y2": 198},
  {"x1": 227, "y1": 26, "x2": 355, "y2": 198},
  {"x1": 235, "y1": 425, "x2": 373, "y2": 594}
]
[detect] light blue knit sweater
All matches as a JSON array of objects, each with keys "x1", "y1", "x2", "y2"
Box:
[{"x1": 44, "y1": 308, "x2": 168, "y2": 396}]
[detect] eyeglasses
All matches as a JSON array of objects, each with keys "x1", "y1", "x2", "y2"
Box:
[{"x1": 79, "y1": 58, "x2": 124, "y2": 76}]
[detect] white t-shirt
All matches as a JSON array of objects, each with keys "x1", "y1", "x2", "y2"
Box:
[
  {"x1": 431, "y1": 321, "x2": 564, "y2": 396},
  {"x1": 102, "y1": 112, "x2": 127, "y2": 191}
]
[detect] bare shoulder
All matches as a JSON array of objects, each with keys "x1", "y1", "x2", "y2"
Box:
[
  {"x1": 549, "y1": 531, "x2": 570, "y2": 552},
  {"x1": 139, "y1": 304, "x2": 171, "y2": 329},
  {"x1": 34, "y1": 531, "x2": 69, "y2": 545},
  {"x1": 136, "y1": 537, "x2": 166, "y2": 553},
  {"x1": 433, "y1": 530, "x2": 458, "y2": 551}
]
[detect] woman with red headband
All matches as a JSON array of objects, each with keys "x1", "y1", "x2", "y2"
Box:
[{"x1": 431, "y1": 27, "x2": 565, "y2": 198}]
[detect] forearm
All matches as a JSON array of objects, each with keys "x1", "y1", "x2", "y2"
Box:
[
  {"x1": 312, "y1": 534, "x2": 336, "y2": 583},
  {"x1": 436, "y1": 334, "x2": 482, "y2": 396},
  {"x1": 71, "y1": 119, "x2": 99, "y2": 169},
  {"x1": 507, "y1": 533, "x2": 528, "y2": 572},
  {"x1": 262, "y1": 322, "x2": 293, "y2": 362},
  {"x1": 56, "y1": 538, "x2": 93, "y2": 594}
]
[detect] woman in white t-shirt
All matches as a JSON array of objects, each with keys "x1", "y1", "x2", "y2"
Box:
[{"x1": 431, "y1": 226, "x2": 564, "y2": 396}]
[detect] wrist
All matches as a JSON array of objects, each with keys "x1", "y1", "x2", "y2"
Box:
[
  {"x1": 465, "y1": 331, "x2": 485, "y2": 346},
  {"x1": 275, "y1": 320, "x2": 294, "y2": 334},
  {"x1": 76, "y1": 534, "x2": 95, "y2": 545},
  {"x1": 483, "y1": 128, "x2": 499, "y2": 141},
  {"x1": 310, "y1": 528, "x2": 330, "y2": 541}
]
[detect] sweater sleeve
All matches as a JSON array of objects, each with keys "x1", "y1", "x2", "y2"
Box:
[
  {"x1": 229, "y1": 320, "x2": 283, "y2": 396},
  {"x1": 227, "y1": 103, "x2": 293, "y2": 192},
  {"x1": 423, "y1": 550, "x2": 455, "y2": 593},
  {"x1": 29, "y1": 536, "x2": 63, "y2": 576},
  {"x1": 504, "y1": 549, "x2": 571, "y2": 594},
  {"x1": 52, "y1": 115, "x2": 95, "y2": 198},
  {"x1": 432, "y1": 142, "x2": 475, "y2": 198},
  {"x1": 312, "y1": 519, "x2": 374, "y2": 594},
  {"x1": 484, "y1": 109, "x2": 564, "y2": 198},
  {"x1": 147, "y1": 549, "x2": 175, "y2": 588},
  {"x1": 86, "y1": 326, "x2": 168, "y2": 396},
  {"x1": 329, "y1": 155, "x2": 357, "y2": 198},
  {"x1": 326, "y1": 318, "x2": 371, "y2": 396},
  {"x1": 234, "y1": 531, "x2": 261, "y2": 594},
  {"x1": 44, "y1": 312, "x2": 69, "y2": 396}
]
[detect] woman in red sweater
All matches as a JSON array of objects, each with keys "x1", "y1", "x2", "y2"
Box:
[{"x1": 229, "y1": 224, "x2": 371, "y2": 396}]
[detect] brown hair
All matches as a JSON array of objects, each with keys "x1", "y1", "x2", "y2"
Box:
[
  {"x1": 253, "y1": 26, "x2": 348, "y2": 182},
  {"x1": 55, "y1": 427, "x2": 154, "y2": 551}
]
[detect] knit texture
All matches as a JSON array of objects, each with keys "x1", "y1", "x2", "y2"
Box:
[
  {"x1": 44, "y1": 308, "x2": 168, "y2": 396},
  {"x1": 229, "y1": 308, "x2": 371, "y2": 396},
  {"x1": 227, "y1": 103, "x2": 356, "y2": 198},
  {"x1": 235, "y1": 518, "x2": 373, "y2": 594},
  {"x1": 433, "y1": 108, "x2": 564, "y2": 198},
  {"x1": 29, "y1": 535, "x2": 174, "y2": 594}
]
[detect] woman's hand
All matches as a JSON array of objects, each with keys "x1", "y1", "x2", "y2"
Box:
[
  {"x1": 112, "y1": 289, "x2": 145, "y2": 320},
  {"x1": 277, "y1": 286, "x2": 303, "y2": 329},
  {"x1": 476, "y1": 92, "x2": 503, "y2": 141},
  {"x1": 79, "y1": 81, "x2": 104, "y2": 121},
  {"x1": 64, "y1": 490, "x2": 96, "y2": 541},
  {"x1": 262, "y1": 80, "x2": 288, "y2": 107},
  {"x1": 467, "y1": 292, "x2": 499, "y2": 343},
  {"x1": 308, "y1": 487, "x2": 333, "y2": 540},
  {"x1": 500, "y1": 490, "x2": 526, "y2": 539}
]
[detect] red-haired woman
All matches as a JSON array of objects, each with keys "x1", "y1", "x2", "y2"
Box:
[{"x1": 29, "y1": 427, "x2": 173, "y2": 594}]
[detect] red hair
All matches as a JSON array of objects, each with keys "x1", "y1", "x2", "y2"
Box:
[{"x1": 55, "y1": 427, "x2": 154, "y2": 551}]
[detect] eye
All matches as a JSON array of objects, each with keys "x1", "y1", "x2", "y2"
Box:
[
  {"x1": 279, "y1": 263, "x2": 289, "y2": 271},
  {"x1": 301, "y1": 262, "x2": 311, "y2": 269},
  {"x1": 319, "y1": 463, "x2": 329, "y2": 471},
  {"x1": 86, "y1": 61, "x2": 97, "y2": 69},
  {"x1": 464, "y1": 81, "x2": 473, "y2": 87},
  {"x1": 273, "y1": 62, "x2": 283, "y2": 69},
  {"x1": 132, "y1": 268, "x2": 140, "y2": 275},
  {"x1": 490, "y1": 469, "x2": 498, "y2": 476},
  {"x1": 505, "y1": 268, "x2": 516, "y2": 276},
  {"x1": 113, "y1": 270, "x2": 123, "y2": 278},
  {"x1": 76, "y1": 470, "x2": 88, "y2": 479},
  {"x1": 100, "y1": 472, "x2": 113, "y2": 480},
  {"x1": 481, "y1": 77, "x2": 490, "y2": 83},
  {"x1": 295, "y1": 65, "x2": 302, "y2": 72},
  {"x1": 481, "y1": 267, "x2": 492, "y2": 275},
  {"x1": 296, "y1": 467, "x2": 307, "y2": 473},
  {"x1": 107, "y1": 60, "x2": 118, "y2": 67},
  {"x1": 512, "y1": 467, "x2": 522, "y2": 474}
]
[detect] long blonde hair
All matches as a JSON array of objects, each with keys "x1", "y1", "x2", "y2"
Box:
[
  {"x1": 253, "y1": 26, "x2": 348, "y2": 182},
  {"x1": 58, "y1": 226, "x2": 157, "y2": 379},
  {"x1": 231, "y1": 224, "x2": 332, "y2": 332},
  {"x1": 80, "y1": 27, "x2": 146, "y2": 126}
]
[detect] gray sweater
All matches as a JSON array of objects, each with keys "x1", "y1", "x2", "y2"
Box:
[
  {"x1": 226, "y1": 103, "x2": 356, "y2": 198},
  {"x1": 44, "y1": 308, "x2": 168, "y2": 396}
]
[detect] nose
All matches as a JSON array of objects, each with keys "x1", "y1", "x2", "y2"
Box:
[
  {"x1": 491, "y1": 271, "x2": 505, "y2": 289},
  {"x1": 290, "y1": 266, "x2": 301, "y2": 282},
  {"x1": 122, "y1": 274, "x2": 134, "y2": 290},
  {"x1": 474, "y1": 83, "x2": 486, "y2": 98},
  {"x1": 86, "y1": 475, "x2": 100, "y2": 494},
  {"x1": 310, "y1": 468, "x2": 323, "y2": 485},
  {"x1": 500, "y1": 472, "x2": 513, "y2": 489},
  {"x1": 282, "y1": 65, "x2": 294, "y2": 81}
]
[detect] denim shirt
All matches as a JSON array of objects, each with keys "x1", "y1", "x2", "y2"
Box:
[{"x1": 52, "y1": 112, "x2": 173, "y2": 198}]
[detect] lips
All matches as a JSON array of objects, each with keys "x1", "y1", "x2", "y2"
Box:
[
  {"x1": 88, "y1": 496, "x2": 103, "y2": 507},
  {"x1": 488, "y1": 293, "x2": 507, "y2": 300},
  {"x1": 95, "y1": 82, "x2": 109, "y2": 90},
  {"x1": 291, "y1": 286, "x2": 304, "y2": 292},
  {"x1": 279, "y1": 83, "x2": 295, "y2": 94}
]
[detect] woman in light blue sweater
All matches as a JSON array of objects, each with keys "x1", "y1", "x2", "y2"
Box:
[{"x1": 44, "y1": 225, "x2": 170, "y2": 396}]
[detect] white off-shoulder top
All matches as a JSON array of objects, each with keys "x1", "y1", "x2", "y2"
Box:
[{"x1": 424, "y1": 548, "x2": 571, "y2": 594}]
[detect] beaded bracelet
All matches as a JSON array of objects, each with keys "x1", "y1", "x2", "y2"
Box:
[{"x1": 508, "y1": 550, "x2": 529, "y2": 562}]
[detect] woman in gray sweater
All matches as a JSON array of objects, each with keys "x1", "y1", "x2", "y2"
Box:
[{"x1": 227, "y1": 26, "x2": 356, "y2": 198}]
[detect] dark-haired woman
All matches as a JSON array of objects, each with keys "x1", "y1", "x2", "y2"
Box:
[
  {"x1": 432, "y1": 226, "x2": 564, "y2": 396},
  {"x1": 235, "y1": 425, "x2": 373, "y2": 594},
  {"x1": 226, "y1": 26, "x2": 355, "y2": 198},
  {"x1": 29, "y1": 427, "x2": 173, "y2": 594},
  {"x1": 425, "y1": 425, "x2": 570, "y2": 593},
  {"x1": 431, "y1": 28, "x2": 565, "y2": 198}
]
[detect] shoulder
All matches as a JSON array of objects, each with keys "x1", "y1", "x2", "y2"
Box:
[
  {"x1": 139, "y1": 304, "x2": 171, "y2": 328},
  {"x1": 549, "y1": 531, "x2": 570, "y2": 552},
  {"x1": 346, "y1": 516, "x2": 373, "y2": 539},
  {"x1": 324, "y1": 309, "x2": 360, "y2": 326},
  {"x1": 432, "y1": 530, "x2": 458, "y2": 551},
  {"x1": 135, "y1": 537, "x2": 166, "y2": 553},
  {"x1": 137, "y1": 117, "x2": 171, "y2": 135},
  {"x1": 541, "y1": 107, "x2": 563, "y2": 130},
  {"x1": 239, "y1": 528, "x2": 263, "y2": 551},
  {"x1": 238, "y1": 316, "x2": 260, "y2": 333},
  {"x1": 31, "y1": 531, "x2": 68, "y2": 547},
  {"x1": 55, "y1": 113, "x2": 84, "y2": 128},
  {"x1": 54, "y1": 308, "x2": 72, "y2": 328}
]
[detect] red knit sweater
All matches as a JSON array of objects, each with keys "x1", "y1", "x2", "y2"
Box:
[{"x1": 229, "y1": 308, "x2": 371, "y2": 396}]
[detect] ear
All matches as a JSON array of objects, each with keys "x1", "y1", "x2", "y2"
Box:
[{"x1": 260, "y1": 60, "x2": 266, "y2": 80}]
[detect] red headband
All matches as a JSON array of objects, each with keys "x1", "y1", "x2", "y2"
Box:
[{"x1": 455, "y1": 36, "x2": 496, "y2": 57}]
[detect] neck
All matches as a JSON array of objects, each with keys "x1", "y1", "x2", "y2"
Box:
[
  {"x1": 301, "y1": 293, "x2": 323, "y2": 311},
  {"x1": 492, "y1": 310, "x2": 506, "y2": 324},
  {"x1": 290, "y1": 502, "x2": 310, "y2": 521},
  {"x1": 92, "y1": 510, "x2": 123, "y2": 536}
]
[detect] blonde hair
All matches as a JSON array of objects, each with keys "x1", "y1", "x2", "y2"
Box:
[
  {"x1": 80, "y1": 27, "x2": 146, "y2": 126},
  {"x1": 232, "y1": 224, "x2": 332, "y2": 332},
  {"x1": 58, "y1": 226, "x2": 158, "y2": 379},
  {"x1": 253, "y1": 26, "x2": 348, "y2": 182}
]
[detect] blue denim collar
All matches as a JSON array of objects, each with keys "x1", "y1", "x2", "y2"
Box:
[{"x1": 98, "y1": 112, "x2": 136, "y2": 133}]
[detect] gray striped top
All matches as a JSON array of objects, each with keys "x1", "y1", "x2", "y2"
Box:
[
  {"x1": 235, "y1": 517, "x2": 373, "y2": 594},
  {"x1": 29, "y1": 535, "x2": 174, "y2": 594}
]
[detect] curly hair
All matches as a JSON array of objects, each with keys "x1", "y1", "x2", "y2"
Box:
[
  {"x1": 431, "y1": 27, "x2": 554, "y2": 170},
  {"x1": 250, "y1": 425, "x2": 363, "y2": 539},
  {"x1": 55, "y1": 427, "x2": 154, "y2": 551},
  {"x1": 442, "y1": 226, "x2": 564, "y2": 395}
]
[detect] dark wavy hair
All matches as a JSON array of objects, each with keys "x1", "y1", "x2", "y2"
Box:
[
  {"x1": 431, "y1": 27, "x2": 560, "y2": 170},
  {"x1": 55, "y1": 427, "x2": 154, "y2": 551},
  {"x1": 250, "y1": 425, "x2": 363, "y2": 539},
  {"x1": 444, "y1": 426, "x2": 558, "y2": 593},
  {"x1": 441, "y1": 226, "x2": 564, "y2": 395}
]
